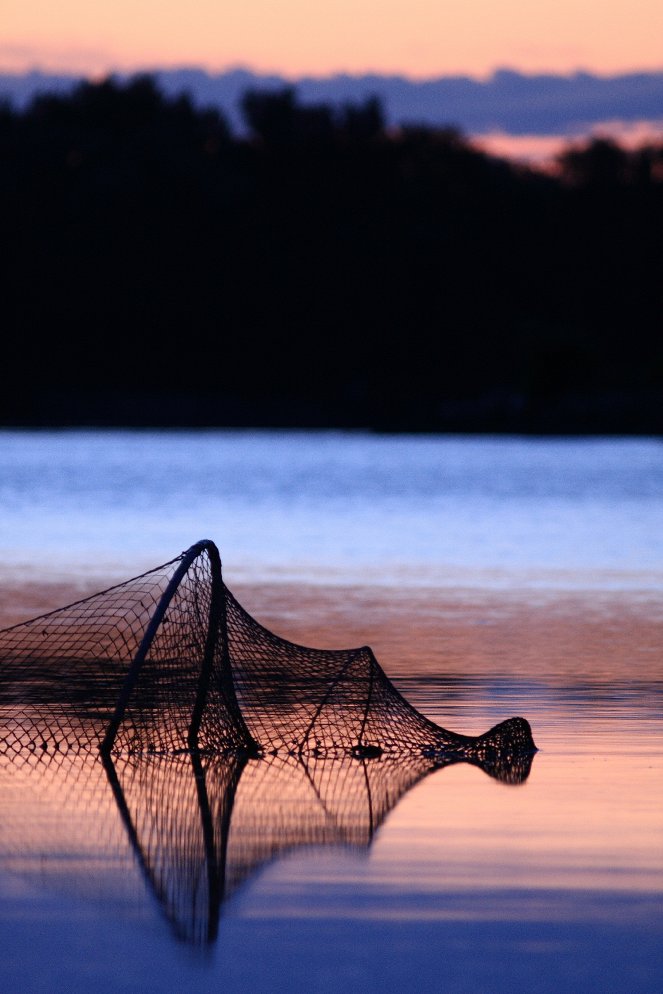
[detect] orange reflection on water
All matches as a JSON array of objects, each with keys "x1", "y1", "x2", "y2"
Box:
[
  {"x1": 0, "y1": 580, "x2": 661, "y2": 939},
  {"x1": 232, "y1": 581, "x2": 663, "y2": 911}
]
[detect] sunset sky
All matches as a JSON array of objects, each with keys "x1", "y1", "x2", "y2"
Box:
[{"x1": 2, "y1": 0, "x2": 663, "y2": 78}]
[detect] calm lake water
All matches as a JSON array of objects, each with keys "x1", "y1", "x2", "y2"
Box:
[
  {"x1": 0, "y1": 429, "x2": 662, "y2": 587},
  {"x1": 0, "y1": 431, "x2": 662, "y2": 993}
]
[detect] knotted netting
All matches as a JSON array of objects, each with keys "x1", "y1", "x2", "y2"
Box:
[
  {"x1": 0, "y1": 542, "x2": 250, "y2": 757},
  {"x1": 0, "y1": 540, "x2": 535, "y2": 763},
  {"x1": 222, "y1": 585, "x2": 535, "y2": 764}
]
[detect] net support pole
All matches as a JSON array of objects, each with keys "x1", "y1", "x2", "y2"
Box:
[
  {"x1": 100, "y1": 541, "x2": 216, "y2": 756},
  {"x1": 187, "y1": 540, "x2": 224, "y2": 751},
  {"x1": 186, "y1": 541, "x2": 256, "y2": 753}
]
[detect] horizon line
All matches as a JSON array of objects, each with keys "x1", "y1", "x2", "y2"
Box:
[{"x1": 4, "y1": 62, "x2": 663, "y2": 85}]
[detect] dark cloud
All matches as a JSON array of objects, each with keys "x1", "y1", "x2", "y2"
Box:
[{"x1": 2, "y1": 66, "x2": 663, "y2": 136}]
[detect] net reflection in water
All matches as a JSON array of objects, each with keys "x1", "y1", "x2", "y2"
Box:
[{"x1": 0, "y1": 736, "x2": 534, "y2": 945}]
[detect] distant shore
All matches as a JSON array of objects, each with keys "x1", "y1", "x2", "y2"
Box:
[
  {"x1": 2, "y1": 76, "x2": 662, "y2": 437},
  {"x1": 3, "y1": 387, "x2": 662, "y2": 435}
]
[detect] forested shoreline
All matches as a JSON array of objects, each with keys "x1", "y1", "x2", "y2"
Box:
[{"x1": 2, "y1": 75, "x2": 662, "y2": 432}]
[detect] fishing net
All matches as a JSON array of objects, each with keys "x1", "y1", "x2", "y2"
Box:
[
  {"x1": 0, "y1": 540, "x2": 535, "y2": 763},
  {"x1": 0, "y1": 542, "x2": 249, "y2": 758}
]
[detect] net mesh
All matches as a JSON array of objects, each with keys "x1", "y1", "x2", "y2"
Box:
[{"x1": 0, "y1": 540, "x2": 536, "y2": 763}]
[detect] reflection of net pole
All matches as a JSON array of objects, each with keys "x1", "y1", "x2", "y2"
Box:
[
  {"x1": 100, "y1": 541, "x2": 216, "y2": 756},
  {"x1": 103, "y1": 750, "x2": 247, "y2": 945}
]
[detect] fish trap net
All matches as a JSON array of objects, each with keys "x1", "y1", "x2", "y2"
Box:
[{"x1": 0, "y1": 540, "x2": 535, "y2": 763}]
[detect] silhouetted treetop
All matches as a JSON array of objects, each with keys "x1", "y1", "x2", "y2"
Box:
[
  {"x1": 241, "y1": 86, "x2": 384, "y2": 146},
  {"x1": 341, "y1": 95, "x2": 383, "y2": 142},
  {"x1": 556, "y1": 136, "x2": 663, "y2": 189},
  {"x1": 11, "y1": 73, "x2": 231, "y2": 172}
]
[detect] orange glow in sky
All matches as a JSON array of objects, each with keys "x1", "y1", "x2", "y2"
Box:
[{"x1": 2, "y1": 0, "x2": 663, "y2": 78}]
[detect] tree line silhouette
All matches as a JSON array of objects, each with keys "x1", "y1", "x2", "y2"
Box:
[{"x1": 1, "y1": 75, "x2": 662, "y2": 431}]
